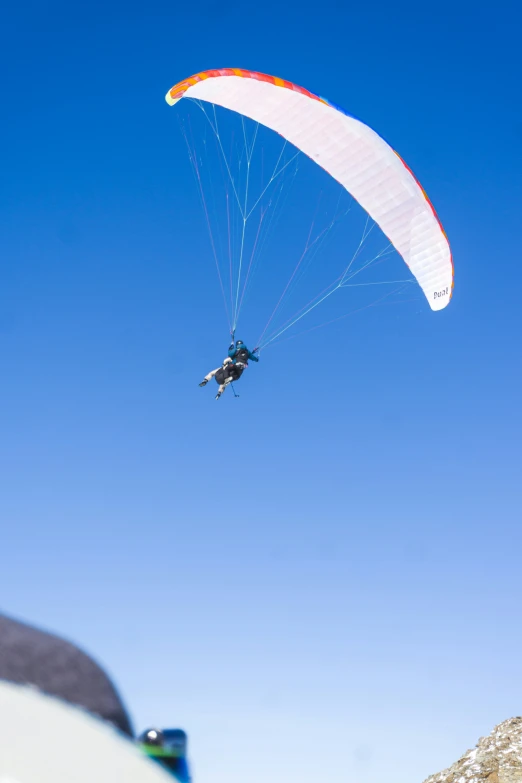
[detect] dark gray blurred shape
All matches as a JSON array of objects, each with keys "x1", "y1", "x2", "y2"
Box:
[{"x1": 0, "y1": 613, "x2": 133, "y2": 736}]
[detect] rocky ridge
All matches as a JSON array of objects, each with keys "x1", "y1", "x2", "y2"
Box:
[{"x1": 423, "y1": 718, "x2": 522, "y2": 783}]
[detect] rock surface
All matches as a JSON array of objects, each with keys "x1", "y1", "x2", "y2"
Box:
[{"x1": 423, "y1": 717, "x2": 522, "y2": 783}]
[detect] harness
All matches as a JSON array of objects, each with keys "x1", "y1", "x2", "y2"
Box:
[{"x1": 233, "y1": 347, "x2": 250, "y2": 365}]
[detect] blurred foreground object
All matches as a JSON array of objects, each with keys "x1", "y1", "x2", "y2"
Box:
[
  {"x1": 138, "y1": 728, "x2": 191, "y2": 782},
  {"x1": 0, "y1": 613, "x2": 133, "y2": 735},
  {"x1": 0, "y1": 681, "x2": 173, "y2": 781}
]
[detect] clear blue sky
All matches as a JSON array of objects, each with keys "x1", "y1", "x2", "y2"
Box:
[{"x1": 1, "y1": 1, "x2": 521, "y2": 782}]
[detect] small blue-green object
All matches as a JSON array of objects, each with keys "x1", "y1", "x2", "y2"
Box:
[{"x1": 137, "y1": 728, "x2": 191, "y2": 782}]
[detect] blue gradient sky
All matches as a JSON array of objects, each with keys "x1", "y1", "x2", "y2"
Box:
[{"x1": 1, "y1": 1, "x2": 521, "y2": 782}]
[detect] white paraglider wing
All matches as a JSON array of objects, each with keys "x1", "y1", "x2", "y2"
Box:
[{"x1": 166, "y1": 69, "x2": 453, "y2": 311}]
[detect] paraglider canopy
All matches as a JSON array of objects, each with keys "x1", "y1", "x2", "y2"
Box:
[{"x1": 166, "y1": 68, "x2": 453, "y2": 312}]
